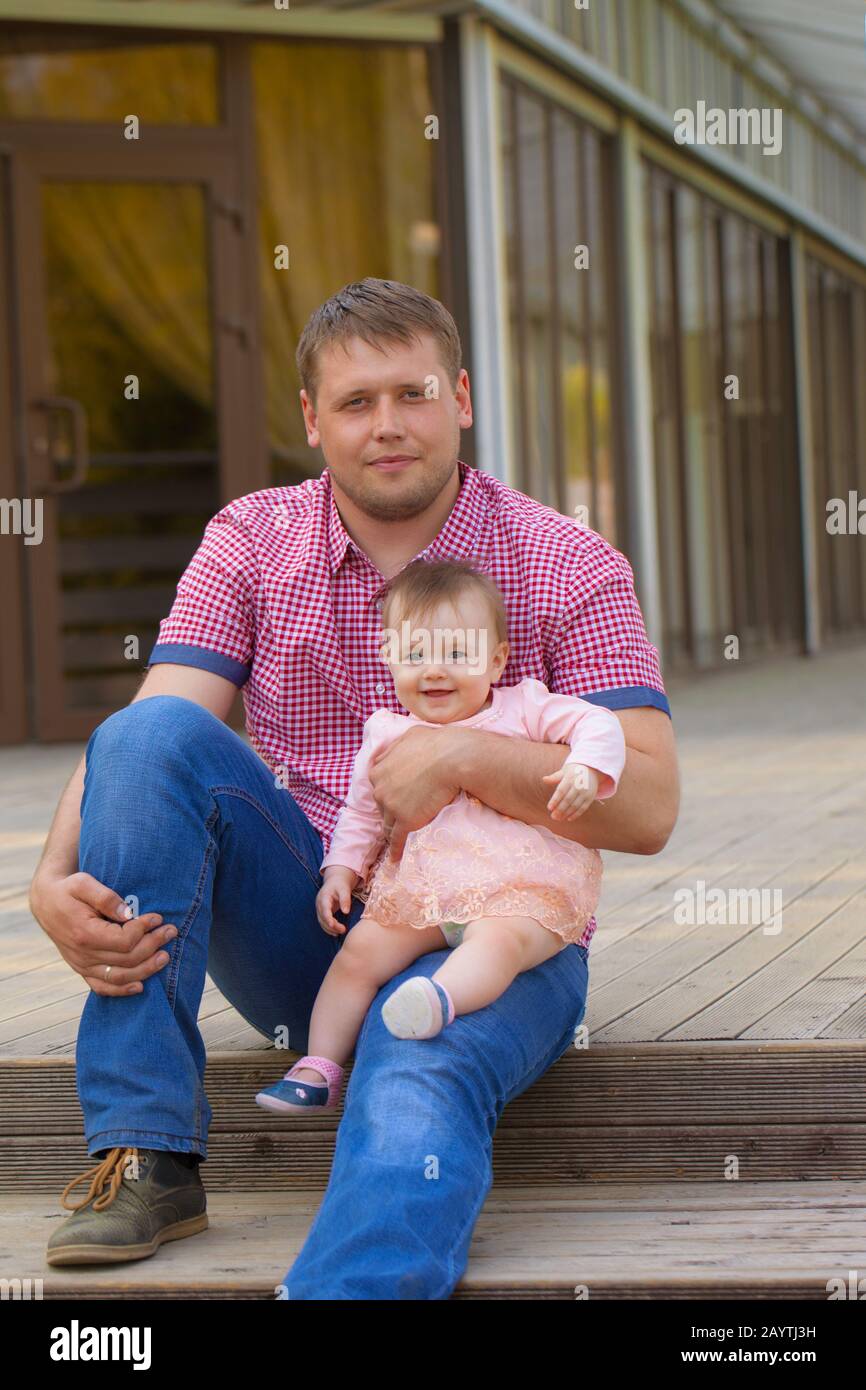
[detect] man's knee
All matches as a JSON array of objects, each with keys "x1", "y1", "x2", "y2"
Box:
[{"x1": 86, "y1": 694, "x2": 223, "y2": 774}]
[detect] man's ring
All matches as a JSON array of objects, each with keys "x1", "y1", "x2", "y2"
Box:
[{"x1": 104, "y1": 965, "x2": 112, "y2": 981}]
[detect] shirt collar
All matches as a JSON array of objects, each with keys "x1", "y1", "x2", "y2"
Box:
[{"x1": 325, "y1": 459, "x2": 486, "y2": 577}]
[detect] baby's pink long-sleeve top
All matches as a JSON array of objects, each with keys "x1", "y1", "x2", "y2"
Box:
[{"x1": 320, "y1": 676, "x2": 627, "y2": 887}]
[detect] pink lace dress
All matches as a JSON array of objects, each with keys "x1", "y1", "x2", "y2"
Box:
[{"x1": 319, "y1": 677, "x2": 626, "y2": 947}]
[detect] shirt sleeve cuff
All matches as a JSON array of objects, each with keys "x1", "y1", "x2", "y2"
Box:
[
  {"x1": 147, "y1": 642, "x2": 251, "y2": 688},
  {"x1": 593, "y1": 771, "x2": 618, "y2": 800},
  {"x1": 579, "y1": 686, "x2": 671, "y2": 719},
  {"x1": 320, "y1": 853, "x2": 364, "y2": 876}
]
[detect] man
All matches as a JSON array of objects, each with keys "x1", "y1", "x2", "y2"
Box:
[{"x1": 30, "y1": 277, "x2": 679, "y2": 1298}]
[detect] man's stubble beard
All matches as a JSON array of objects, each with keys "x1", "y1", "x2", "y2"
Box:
[{"x1": 329, "y1": 454, "x2": 460, "y2": 523}]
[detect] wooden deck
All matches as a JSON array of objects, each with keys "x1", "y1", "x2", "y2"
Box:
[
  {"x1": 5, "y1": 1181, "x2": 866, "y2": 1299},
  {"x1": 1, "y1": 643, "x2": 865, "y2": 1054},
  {"x1": 2, "y1": 647, "x2": 865, "y2": 1299}
]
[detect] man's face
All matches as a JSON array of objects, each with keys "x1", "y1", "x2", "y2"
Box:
[{"x1": 299, "y1": 331, "x2": 473, "y2": 521}]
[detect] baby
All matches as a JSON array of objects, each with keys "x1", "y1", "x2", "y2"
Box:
[{"x1": 255, "y1": 557, "x2": 626, "y2": 1113}]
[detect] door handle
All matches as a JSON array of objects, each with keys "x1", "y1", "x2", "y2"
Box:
[{"x1": 30, "y1": 395, "x2": 91, "y2": 493}]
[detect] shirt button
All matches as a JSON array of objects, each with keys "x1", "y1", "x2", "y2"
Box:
[{"x1": 375, "y1": 682, "x2": 385, "y2": 695}]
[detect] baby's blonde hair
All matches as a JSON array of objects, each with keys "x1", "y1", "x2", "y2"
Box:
[{"x1": 379, "y1": 558, "x2": 508, "y2": 647}]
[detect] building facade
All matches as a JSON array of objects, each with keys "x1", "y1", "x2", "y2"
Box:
[{"x1": 1, "y1": 0, "x2": 864, "y2": 742}]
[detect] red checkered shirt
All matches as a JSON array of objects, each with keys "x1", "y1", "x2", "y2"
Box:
[{"x1": 148, "y1": 459, "x2": 670, "y2": 951}]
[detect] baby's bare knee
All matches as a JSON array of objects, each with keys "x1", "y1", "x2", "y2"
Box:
[
  {"x1": 333, "y1": 927, "x2": 374, "y2": 972},
  {"x1": 332, "y1": 919, "x2": 390, "y2": 982},
  {"x1": 466, "y1": 914, "x2": 561, "y2": 963}
]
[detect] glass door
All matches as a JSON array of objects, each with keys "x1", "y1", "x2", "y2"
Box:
[{"x1": 12, "y1": 148, "x2": 255, "y2": 739}]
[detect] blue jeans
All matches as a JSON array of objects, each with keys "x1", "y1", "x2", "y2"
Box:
[{"x1": 76, "y1": 695, "x2": 591, "y2": 1299}]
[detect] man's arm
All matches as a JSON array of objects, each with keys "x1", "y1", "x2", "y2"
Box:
[
  {"x1": 32, "y1": 664, "x2": 237, "y2": 883},
  {"x1": 371, "y1": 537, "x2": 679, "y2": 860},
  {"x1": 29, "y1": 665, "x2": 238, "y2": 995},
  {"x1": 32, "y1": 500, "x2": 258, "y2": 995},
  {"x1": 370, "y1": 707, "x2": 678, "y2": 860},
  {"x1": 456, "y1": 705, "x2": 679, "y2": 854},
  {"x1": 481, "y1": 541, "x2": 680, "y2": 854}
]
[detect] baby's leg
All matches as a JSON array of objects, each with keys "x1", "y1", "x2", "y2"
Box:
[
  {"x1": 294, "y1": 917, "x2": 447, "y2": 1081},
  {"x1": 432, "y1": 915, "x2": 567, "y2": 1017}
]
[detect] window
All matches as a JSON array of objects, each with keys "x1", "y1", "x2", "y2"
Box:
[
  {"x1": 807, "y1": 259, "x2": 866, "y2": 638},
  {"x1": 645, "y1": 160, "x2": 803, "y2": 667},
  {"x1": 250, "y1": 40, "x2": 442, "y2": 486},
  {"x1": 0, "y1": 33, "x2": 218, "y2": 123},
  {"x1": 500, "y1": 73, "x2": 621, "y2": 542}
]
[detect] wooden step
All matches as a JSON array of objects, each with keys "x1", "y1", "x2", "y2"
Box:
[
  {"x1": 4, "y1": 1181, "x2": 865, "y2": 1300},
  {"x1": 2, "y1": 1042, "x2": 865, "y2": 1189}
]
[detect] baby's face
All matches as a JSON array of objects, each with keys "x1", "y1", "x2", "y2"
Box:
[{"x1": 380, "y1": 592, "x2": 508, "y2": 723}]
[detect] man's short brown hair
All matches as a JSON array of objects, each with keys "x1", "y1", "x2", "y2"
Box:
[{"x1": 296, "y1": 277, "x2": 463, "y2": 407}]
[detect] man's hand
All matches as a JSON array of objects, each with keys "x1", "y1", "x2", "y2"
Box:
[
  {"x1": 29, "y1": 871, "x2": 179, "y2": 997},
  {"x1": 28, "y1": 662, "x2": 237, "y2": 995},
  {"x1": 366, "y1": 708, "x2": 678, "y2": 859},
  {"x1": 368, "y1": 724, "x2": 464, "y2": 861}
]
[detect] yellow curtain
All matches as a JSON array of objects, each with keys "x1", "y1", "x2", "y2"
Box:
[
  {"x1": 19, "y1": 37, "x2": 439, "y2": 473},
  {"x1": 0, "y1": 40, "x2": 218, "y2": 123},
  {"x1": 43, "y1": 182, "x2": 212, "y2": 429},
  {"x1": 4, "y1": 42, "x2": 217, "y2": 444},
  {"x1": 251, "y1": 41, "x2": 439, "y2": 479}
]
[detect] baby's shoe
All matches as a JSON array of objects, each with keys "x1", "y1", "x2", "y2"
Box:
[
  {"x1": 254, "y1": 1055, "x2": 345, "y2": 1113},
  {"x1": 381, "y1": 977, "x2": 455, "y2": 1040}
]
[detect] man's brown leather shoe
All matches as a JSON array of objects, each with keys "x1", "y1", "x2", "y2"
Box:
[{"x1": 46, "y1": 1146, "x2": 208, "y2": 1266}]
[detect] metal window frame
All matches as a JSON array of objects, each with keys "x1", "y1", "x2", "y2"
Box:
[
  {"x1": 0, "y1": 20, "x2": 455, "y2": 739},
  {"x1": 459, "y1": 18, "x2": 513, "y2": 484},
  {"x1": 806, "y1": 254, "x2": 866, "y2": 640},
  {"x1": 489, "y1": 21, "x2": 620, "y2": 504},
  {"x1": 493, "y1": 35, "x2": 631, "y2": 548},
  {"x1": 467, "y1": 0, "x2": 866, "y2": 270},
  {"x1": 489, "y1": 31, "x2": 663, "y2": 626},
  {"x1": 474, "y1": 20, "x2": 866, "y2": 662},
  {"x1": 643, "y1": 155, "x2": 806, "y2": 665},
  {"x1": 0, "y1": 2, "x2": 440, "y2": 41},
  {"x1": 0, "y1": 152, "x2": 28, "y2": 742}
]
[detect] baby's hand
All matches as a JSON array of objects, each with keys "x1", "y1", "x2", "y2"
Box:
[
  {"x1": 541, "y1": 763, "x2": 600, "y2": 821},
  {"x1": 316, "y1": 868, "x2": 357, "y2": 936}
]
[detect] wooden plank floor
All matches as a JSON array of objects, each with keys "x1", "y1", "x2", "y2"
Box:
[
  {"x1": 1, "y1": 644, "x2": 864, "y2": 1054},
  {"x1": 4, "y1": 1182, "x2": 866, "y2": 1299}
]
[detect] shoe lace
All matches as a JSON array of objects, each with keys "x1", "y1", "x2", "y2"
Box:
[{"x1": 59, "y1": 1146, "x2": 143, "y2": 1212}]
